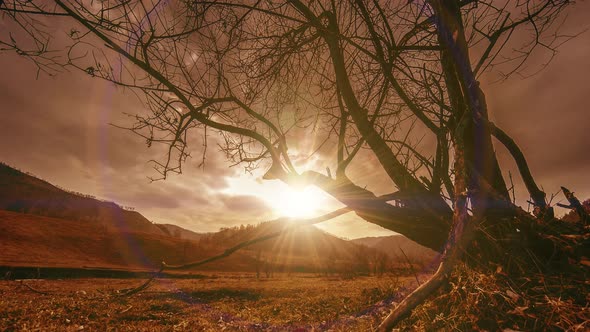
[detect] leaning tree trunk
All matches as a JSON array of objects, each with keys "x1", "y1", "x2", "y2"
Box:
[
  {"x1": 299, "y1": 171, "x2": 451, "y2": 251},
  {"x1": 281, "y1": 1, "x2": 458, "y2": 252}
]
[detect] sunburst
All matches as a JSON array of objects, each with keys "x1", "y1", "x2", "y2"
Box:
[{"x1": 269, "y1": 185, "x2": 327, "y2": 219}]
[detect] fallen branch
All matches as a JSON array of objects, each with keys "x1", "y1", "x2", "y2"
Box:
[
  {"x1": 112, "y1": 270, "x2": 162, "y2": 297},
  {"x1": 163, "y1": 207, "x2": 351, "y2": 270},
  {"x1": 15, "y1": 208, "x2": 352, "y2": 298},
  {"x1": 19, "y1": 280, "x2": 53, "y2": 295}
]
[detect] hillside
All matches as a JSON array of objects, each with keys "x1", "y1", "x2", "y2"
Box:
[
  {"x1": 0, "y1": 209, "x2": 386, "y2": 273},
  {"x1": 0, "y1": 162, "x2": 165, "y2": 235},
  {"x1": 198, "y1": 221, "x2": 384, "y2": 273},
  {"x1": 0, "y1": 209, "x2": 257, "y2": 271},
  {"x1": 156, "y1": 223, "x2": 206, "y2": 241},
  {"x1": 353, "y1": 235, "x2": 438, "y2": 265}
]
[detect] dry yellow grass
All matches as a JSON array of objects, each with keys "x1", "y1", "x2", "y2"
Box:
[{"x1": 0, "y1": 273, "x2": 419, "y2": 331}]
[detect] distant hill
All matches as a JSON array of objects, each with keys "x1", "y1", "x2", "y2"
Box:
[
  {"x1": 353, "y1": 235, "x2": 438, "y2": 265},
  {"x1": 203, "y1": 221, "x2": 359, "y2": 256},
  {"x1": 156, "y1": 223, "x2": 206, "y2": 241},
  {"x1": 191, "y1": 220, "x2": 388, "y2": 274},
  {"x1": 0, "y1": 162, "x2": 165, "y2": 235}
]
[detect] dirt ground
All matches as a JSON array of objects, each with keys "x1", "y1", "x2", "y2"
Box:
[{"x1": 0, "y1": 273, "x2": 418, "y2": 331}]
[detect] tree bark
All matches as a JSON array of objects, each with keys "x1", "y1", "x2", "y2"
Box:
[{"x1": 430, "y1": 0, "x2": 510, "y2": 217}]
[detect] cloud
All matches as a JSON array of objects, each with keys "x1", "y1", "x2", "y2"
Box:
[
  {"x1": 220, "y1": 194, "x2": 270, "y2": 214},
  {"x1": 0, "y1": 52, "x2": 244, "y2": 231}
]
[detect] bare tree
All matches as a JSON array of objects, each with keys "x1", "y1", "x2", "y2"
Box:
[{"x1": 1, "y1": 0, "x2": 586, "y2": 329}]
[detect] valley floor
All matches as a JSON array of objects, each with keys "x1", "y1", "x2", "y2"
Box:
[{"x1": 0, "y1": 273, "x2": 419, "y2": 331}]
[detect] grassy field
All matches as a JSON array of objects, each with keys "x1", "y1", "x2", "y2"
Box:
[{"x1": 0, "y1": 273, "x2": 420, "y2": 331}]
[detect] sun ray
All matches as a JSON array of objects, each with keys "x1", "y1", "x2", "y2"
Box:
[{"x1": 268, "y1": 185, "x2": 328, "y2": 219}]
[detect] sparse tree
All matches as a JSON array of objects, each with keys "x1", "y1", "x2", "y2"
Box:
[
  {"x1": 255, "y1": 249, "x2": 262, "y2": 279},
  {"x1": 372, "y1": 251, "x2": 389, "y2": 277},
  {"x1": 2, "y1": 0, "x2": 587, "y2": 329},
  {"x1": 353, "y1": 244, "x2": 371, "y2": 275},
  {"x1": 263, "y1": 256, "x2": 274, "y2": 278}
]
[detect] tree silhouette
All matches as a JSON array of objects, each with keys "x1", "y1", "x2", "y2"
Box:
[{"x1": 1, "y1": 0, "x2": 587, "y2": 329}]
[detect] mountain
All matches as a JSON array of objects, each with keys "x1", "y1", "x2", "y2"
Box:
[
  {"x1": 352, "y1": 235, "x2": 438, "y2": 265},
  {"x1": 156, "y1": 223, "x2": 206, "y2": 241},
  {"x1": 0, "y1": 162, "x2": 165, "y2": 235},
  {"x1": 204, "y1": 221, "x2": 359, "y2": 255}
]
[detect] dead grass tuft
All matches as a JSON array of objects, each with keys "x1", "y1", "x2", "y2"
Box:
[{"x1": 397, "y1": 264, "x2": 590, "y2": 331}]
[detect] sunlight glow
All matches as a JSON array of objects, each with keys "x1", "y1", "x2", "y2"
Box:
[
  {"x1": 270, "y1": 185, "x2": 326, "y2": 219},
  {"x1": 223, "y1": 173, "x2": 340, "y2": 220}
]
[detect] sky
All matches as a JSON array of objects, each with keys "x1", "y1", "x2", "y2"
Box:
[{"x1": 0, "y1": 2, "x2": 589, "y2": 239}]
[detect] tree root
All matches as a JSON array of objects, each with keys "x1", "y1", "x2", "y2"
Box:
[
  {"x1": 376, "y1": 198, "x2": 589, "y2": 331},
  {"x1": 376, "y1": 207, "x2": 474, "y2": 331},
  {"x1": 377, "y1": 264, "x2": 450, "y2": 331},
  {"x1": 377, "y1": 204, "x2": 472, "y2": 331}
]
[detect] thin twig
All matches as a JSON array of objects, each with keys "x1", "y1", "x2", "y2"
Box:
[
  {"x1": 20, "y1": 280, "x2": 52, "y2": 295},
  {"x1": 398, "y1": 246, "x2": 421, "y2": 286}
]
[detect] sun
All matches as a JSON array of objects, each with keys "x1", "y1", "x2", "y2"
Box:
[
  {"x1": 222, "y1": 175, "x2": 335, "y2": 220},
  {"x1": 270, "y1": 185, "x2": 326, "y2": 219}
]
